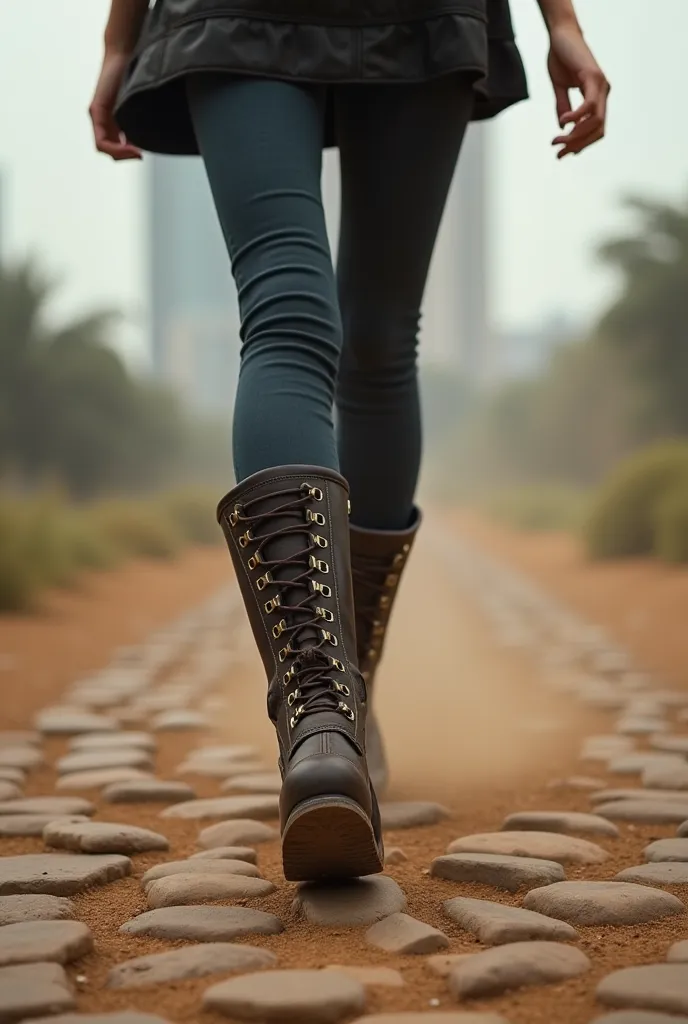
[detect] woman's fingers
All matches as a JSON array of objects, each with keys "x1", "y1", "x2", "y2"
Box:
[
  {"x1": 553, "y1": 69, "x2": 609, "y2": 157},
  {"x1": 90, "y1": 104, "x2": 142, "y2": 160}
]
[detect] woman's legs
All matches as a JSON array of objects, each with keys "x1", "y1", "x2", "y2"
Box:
[
  {"x1": 188, "y1": 75, "x2": 384, "y2": 881},
  {"x1": 335, "y1": 76, "x2": 475, "y2": 530},
  {"x1": 187, "y1": 75, "x2": 340, "y2": 482}
]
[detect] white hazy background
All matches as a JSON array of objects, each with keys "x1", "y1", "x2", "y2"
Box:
[{"x1": 0, "y1": 0, "x2": 686, "y2": 361}]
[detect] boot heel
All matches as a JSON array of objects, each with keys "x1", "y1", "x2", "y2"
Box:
[{"x1": 282, "y1": 795, "x2": 384, "y2": 882}]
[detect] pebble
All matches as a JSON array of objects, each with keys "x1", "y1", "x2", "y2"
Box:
[
  {"x1": 0, "y1": 895, "x2": 75, "y2": 926},
  {"x1": 197, "y1": 820, "x2": 278, "y2": 848},
  {"x1": 0, "y1": 797, "x2": 94, "y2": 818},
  {"x1": 595, "y1": 800, "x2": 688, "y2": 824},
  {"x1": 23, "y1": 1016, "x2": 175, "y2": 1024},
  {"x1": 35, "y1": 709, "x2": 118, "y2": 735},
  {"x1": 120, "y1": 905, "x2": 283, "y2": 941},
  {"x1": 0, "y1": 854, "x2": 131, "y2": 895},
  {"x1": 56, "y1": 768, "x2": 152, "y2": 791},
  {"x1": 443, "y1": 896, "x2": 578, "y2": 945},
  {"x1": 0, "y1": 920, "x2": 93, "y2": 967},
  {"x1": 643, "y1": 762, "x2": 688, "y2": 789},
  {"x1": 523, "y1": 881, "x2": 684, "y2": 925},
  {"x1": 106, "y1": 942, "x2": 277, "y2": 989},
  {"x1": 617, "y1": 718, "x2": 667, "y2": 737},
  {"x1": 323, "y1": 966, "x2": 404, "y2": 988},
  {"x1": 183, "y1": 745, "x2": 258, "y2": 762},
  {"x1": 69, "y1": 732, "x2": 156, "y2": 752},
  {"x1": 644, "y1": 838, "x2": 688, "y2": 862},
  {"x1": 581, "y1": 736, "x2": 634, "y2": 761},
  {"x1": 178, "y1": 759, "x2": 269, "y2": 779},
  {"x1": 667, "y1": 940, "x2": 688, "y2": 962},
  {"x1": 0, "y1": 769, "x2": 25, "y2": 785},
  {"x1": 294, "y1": 877, "x2": 407, "y2": 926},
  {"x1": 591, "y1": 1014, "x2": 688, "y2": 1024},
  {"x1": 500, "y1": 810, "x2": 619, "y2": 837},
  {"x1": 56, "y1": 750, "x2": 154, "y2": 775},
  {"x1": 349, "y1": 1017, "x2": 511, "y2": 1024},
  {"x1": 160, "y1": 795, "x2": 279, "y2": 820},
  {"x1": 44, "y1": 821, "x2": 169, "y2": 855},
  {"x1": 608, "y1": 754, "x2": 684, "y2": 776},
  {"x1": 142, "y1": 859, "x2": 261, "y2": 883},
  {"x1": 0, "y1": 962, "x2": 75, "y2": 1021},
  {"x1": 430, "y1": 853, "x2": 565, "y2": 892},
  {"x1": 447, "y1": 830, "x2": 609, "y2": 866},
  {"x1": 190, "y1": 846, "x2": 257, "y2": 864},
  {"x1": 203, "y1": 968, "x2": 366, "y2": 1023},
  {"x1": 385, "y1": 848, "x2": 408, "y2": 866},
  {"x1": 547, "y1": 776, "x2": 608, "y2": 790},
  {"x1": 425, "y1": 954, "x2": 473, "y2": 978},
  {"x1": 597, "y1": 964, "x2": 688, "y2": 1015},
  {"x1": 221, "y1": 773, "x2": 282, "y2": 794},
  {"x1": 152, "y1": 709, "x2": 209, "y2": 731},
  {"x1": 650, "y1": 735, "x2": 688, "y2": 754},
  {"x1": 145, "y1": 872, "x2": 275, "y2": 908},
  {"x1": 615, "y1": 862, "x2": 688, "y2": 886},
  {"x1": 0, "y1": 815, "x2": 90, "y2": 838},
  {"x1": 103, "y1": 779, "x2": 196, "y2": 804},
  {"x1": 0, "y1": 732, "x2": 39, "y2": 748},
  {"x1": 0, "y1": 748, "x2": 43, "y2": 771},
  {"x1": 0, "y1": 782, "x2": 21, "y2": 802},
  {"x1": 380, "y1": 802, "x2": 450, "y2": 829},
  {"x1": 365, "y1": 914, "x2": 449, "y2": 954},
  {"x1": 676, "y1": 820, "x2": 688, "y2": 837},
  {"x1": 589, "y1": 789, "x2": 688, "y2": 805},
  {"x1": 447, "y1": 941, "x2": 590, "y2": 999}
]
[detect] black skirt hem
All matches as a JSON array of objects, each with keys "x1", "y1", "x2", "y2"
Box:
[{"x1": 115, "y1": 11, "x2": 528, "y2": 155}]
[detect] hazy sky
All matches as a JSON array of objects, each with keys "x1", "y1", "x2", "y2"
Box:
[{"x1": 1, "y1": 1, "x2": 687, "y2": 359}]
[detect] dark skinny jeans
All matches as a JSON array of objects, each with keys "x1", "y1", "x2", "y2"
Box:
[{"x1": 187, "y1": 73, "x2": 473, "y2": 530}]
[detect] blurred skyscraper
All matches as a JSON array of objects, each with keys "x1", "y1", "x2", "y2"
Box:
[
  {"x1": 147, "y1": 155, "x2": 240, "y2": 414},
  {"x1": 421, "y1": 123, "x2": 491, "y2": 385}
]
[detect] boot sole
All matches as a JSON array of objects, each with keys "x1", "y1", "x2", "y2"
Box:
[{"x1": 281, "y1": 795, "x2": 384, "y2": 882}]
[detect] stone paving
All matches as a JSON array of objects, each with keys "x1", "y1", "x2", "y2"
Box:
[{"x1": 3, "y1": 542, "x2": 688, "y2": 1023}]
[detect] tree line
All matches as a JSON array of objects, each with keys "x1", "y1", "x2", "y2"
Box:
[{"x1": 0, "y1": 261, "x2": 231, "y2": 499}]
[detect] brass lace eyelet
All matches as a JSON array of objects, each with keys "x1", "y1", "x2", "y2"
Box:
[
  {"x1": 302, "y1": 483, "x2": 323, "y2": 501},
  {"x1": 306, "y1": 509, "x2": 326, "y2": 526},
  {"x1": 310, "y1": 533, "x2": 328, "y2": 548},
  {"x1": 316, "y1": 606, "x2": 334, "y2": 623},
  {"x1": 333, "y1": 681, "x2": 350, "y2": 696},
  {"x1": 287, "y1": 689, "x2": 300, "y2": 706},
  {"x1": 384, "y1": 572, "x2": 399, "y2": 587},
  {"x1": 311, "y1": 580, "x2": 332, "y2": 597},
  {"x1": 321, "y1": 630, "x2": 338, "y2": 647},
  {"x1": 239, "y1": 530, "x2": 254, "y2": 548},
  {"x1": 309, "y1": 556, "x2": 329, "y2": 573},
  {"x1": 330, "y1": 657, "x2": 345, "y2": 672},
  {"x1": 338, "y1": 701, "x2": 355, "y2": 721},
  {"x1": 290, "y1": 704, "x2": 305, "y2": 727},
  {"x1": 228, "y1": 504, "x2": 241, "y2": 527},
  {"x1": 256, "y1": 571, "x2": 273, "y2": 591},
  {"x1": 283, "y1": 667, "x2": 296, "y2": 685},
  {"x1": 247, "y1": 552, "x2": 262, "y2": 570},
  {"x1": 272, "y1": 618, "x2": 287, "y2": 639},
  {"x1": 264, "y1": 595, "x2": 281, "y2": 613},
  {"x1": 279, "y1": 644, "x2": 294, "y2": 663}
]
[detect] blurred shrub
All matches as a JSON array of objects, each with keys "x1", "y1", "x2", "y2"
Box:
[
  {"x1": 585, "y1": 441, "x2": 688, "y2": 559},
  {"x1": 93, "y1": 500, "x2": 183, "y2": 561},
  {"x1": 485, "y1": 485, "x2": 590, "y2": 533},
  {"x1": 161, "y1": 489, "x2": 221, "y2": 546},
  {"x1": 654, "y1": 480, "x2": 688, "y2": 564},
  {"x1": 0, "y1": 486, "x2": 221, "y2": 611}
]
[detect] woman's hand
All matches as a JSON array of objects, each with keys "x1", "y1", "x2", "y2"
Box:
[
  {"x1": 547, "y1": 23, "x2": 610, "y2": 159},
  {"x1": 89, "y1": 50, "x2": 142, "y2": 161}
]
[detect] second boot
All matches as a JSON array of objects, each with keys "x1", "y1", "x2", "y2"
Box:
[
  {"x1": 218, "y1": 464, "x2": 384, "y2": 882},
  {"x1": 350, "y1": 509, "x2": 421, "y2": 794}
]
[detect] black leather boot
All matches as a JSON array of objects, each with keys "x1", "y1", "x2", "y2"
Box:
[
  {"x1": 217, "y1": 465, "x2": 384, "y2": 882},
  {"x1": 350, "y1": 510, "x2": 421, "y2": 795}
]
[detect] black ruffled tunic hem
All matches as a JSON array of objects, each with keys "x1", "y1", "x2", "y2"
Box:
[{"x1": 115, "y1": 1, "x2": 528, "y2": 155}]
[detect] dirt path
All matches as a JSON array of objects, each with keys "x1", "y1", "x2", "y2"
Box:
[{"x1": 2, "y1": 523, "x2": 688, "y2": 1023}]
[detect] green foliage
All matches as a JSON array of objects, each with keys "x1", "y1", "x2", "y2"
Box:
[
  {"x1": 654, "y1": 479, "x2": 688, "y2": 564},
  {"x1": 584, "y1": 441, "x2": 688, "y2": 559},
  {"x1": 598, "y1": 194, "x2": 688, "y2": 435},
  {"x1": 484, "y1": 485, "x2": 590, "y2": 533},
  {"x1": 162, "y1": 489, "x2": 222, "y2": 546},
  {"x1": 0, "y1": 260, "x2": 232, "y2": 498},
  {"x1": 93, "y1": 501, "x2": 184, "y2": 561}
]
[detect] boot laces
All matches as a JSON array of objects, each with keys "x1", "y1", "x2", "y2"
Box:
[{"x1": 236, "y1": 483, "x2": 355, "y2": 723}]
